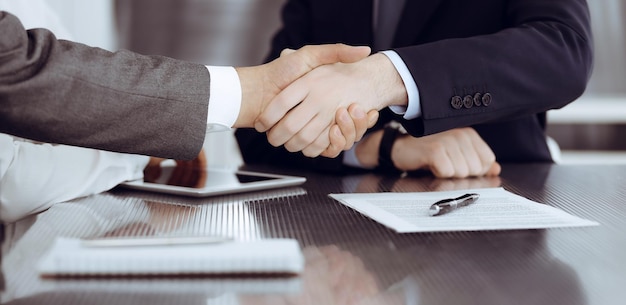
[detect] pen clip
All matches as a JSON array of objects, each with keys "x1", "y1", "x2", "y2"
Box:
[
  {"x1": 453, "y1": 193, "x2": 480, "y2": 207},
  {"x1": 429, "y1": 193, "x2": 480, "y2": 216},
  {"x1": 81, "y1": 236, "x2": 234, "y2": 248}
]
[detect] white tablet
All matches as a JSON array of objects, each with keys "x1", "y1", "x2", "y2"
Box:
[{"x1": 120, "y1": 168, "x2": 306, "y2": 197}]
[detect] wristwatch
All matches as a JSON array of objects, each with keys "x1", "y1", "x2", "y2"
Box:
[{"x1": 376, "y1": 122, "x2": 406, "y2": 174}]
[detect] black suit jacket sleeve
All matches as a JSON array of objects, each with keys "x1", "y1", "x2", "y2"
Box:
[
  {"x1": 394, "y1": 0, "x2": 593, "y2": 136},
  {"x1": 236, "y1": 0, "x2": 593, "y2": 168},
  {"x1": 0, "y1": 12, "x2": 210, "y2": 160}
]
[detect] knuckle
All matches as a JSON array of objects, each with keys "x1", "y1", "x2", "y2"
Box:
[
  {"x1": 469, "y1": 164, "x2": 483, "y2": 176},
  {"x1": 286, "y1": 136, "x2": 306, "y2": 152},
  {"x1": 283, "y1": 141, "x2": 300, "y2": 152},
  {"x1": 304, "y1": 144, "x2": 326, "y2": 158},
  {"x1": 283, "y1": 123, "x2": 302, "y2": 137},
  {"x1": 294, "y1": 133, "x2": 315, "y2": 148},
  {"x1": 433, "y1": 164, "x2": 454, "y2": 178},
  {"x1": 429, "y1": 143, "x2": 446, "y2": 156},
  {"x1": 484, "y1": 152, "x2": 496, "y2": 165},
  {"x1": 318, "y1": 148, "x2": 337, "y2": 158},
  {"x1": 275, "y1": 95, "x2": 293, "y2": 109},
  {"x1": 302, "y1": 149, "x2": 317, "y2": 158},
  {"x1": 266, "y1": 132, "x2": 284, "y2": 148},
  {"x1": 456, "y1": 167, "x2": 470, "y2": 178},
  {"x1": 256, "y1": 116, "x2": 273, "y2": 131}
]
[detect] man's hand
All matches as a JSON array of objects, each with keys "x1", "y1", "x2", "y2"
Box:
[
  {"x1": 256, "y1": 53, "x2": 407, "y2": 152},
  {"x1": 234, "y1": 44, "x2": 372, "y2": 128},
  {"x1": 356, "y1": 127, "x2": 501, "y2": 178},
  {"x1": 316, "y1": 104, "x2": 379, "y2": 158},
  {"x1": 234, "y1": 43, "x2": 379, "y2": 158}
]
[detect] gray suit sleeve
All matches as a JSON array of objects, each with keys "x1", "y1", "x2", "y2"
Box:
[{"x1": 0, "y1": 11, "x2": 210, "y2": 160}]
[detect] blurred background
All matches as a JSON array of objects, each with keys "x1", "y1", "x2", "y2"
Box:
[{"x1": 12, "y1": 0, "x2": 626, "y2": 165}]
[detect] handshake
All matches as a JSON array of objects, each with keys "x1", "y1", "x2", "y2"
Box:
[{"x1": 234, "y1": 44, "x2": 408, "y2": 158}]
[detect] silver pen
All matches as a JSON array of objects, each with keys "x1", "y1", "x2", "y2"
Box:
[
  {"x1": 81, "y1": 236, "x2": 233, "y2": 247},
  {"x1": 428, "y1": 193, "x2": 480, "y2": 216}
]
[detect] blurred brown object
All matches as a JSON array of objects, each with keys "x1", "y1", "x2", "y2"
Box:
[
  {"x1": 114, "y1": 0, "x2": 285, "y2": 66},
  {"x1": 143, "y1": 149, "x2": 207, "y2": 188}
]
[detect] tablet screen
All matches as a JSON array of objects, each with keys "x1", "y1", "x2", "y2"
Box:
[
  {"x1": 120, "y1": 167, "x2": 306, "y2": 197},
  {"x1": 146, "y1": 166, "x2": 279, "y2": 188},
  {"x1": 235, "y1": 173, "x2": 277, "y2": 183}
]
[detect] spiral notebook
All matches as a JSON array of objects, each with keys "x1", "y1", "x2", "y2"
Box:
[{"x1": 38, "y1": 237, "x2": 304, "y2": 277}]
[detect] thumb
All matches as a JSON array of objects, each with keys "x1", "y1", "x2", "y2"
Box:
[
  {"x1": 279, "y1": 48, "x2": 296, "y2": 57},
  {"x1": 267, "y1": 43, "x2": 371, "y2": 96},
  {"x1": 486, "y1": 162, "x2": 502, "y2": 176},
  {"x1": 366, "y1": 110, "x2": 379, "y2": 128},
  {"x1": 287, "y1": 44, "x2": 371, "y2": 76},
  {"x1": 327, "y1": 43, "x2": 371, "y2": 63}
]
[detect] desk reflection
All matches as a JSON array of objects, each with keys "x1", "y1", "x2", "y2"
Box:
[
  {"x1": 1, "y1": 167, "x2": 587, "y2": 305},
  {"x1": 238, "y1": 173, "x2": 587, "y2": 305},
  {"x1": 0, "y1": 189, "x2": 303, "y2": 304}
]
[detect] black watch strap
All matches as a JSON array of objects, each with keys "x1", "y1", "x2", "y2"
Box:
[{"x1": 376, "y1": 126, "x2": 402, "y2": 174}]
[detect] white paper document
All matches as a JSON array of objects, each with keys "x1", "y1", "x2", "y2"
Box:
[{"x1": 329, "y1": 187, "x2": 599, "y2": 233}]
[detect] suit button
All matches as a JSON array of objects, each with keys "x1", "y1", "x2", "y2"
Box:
[
  {"x1": 482, "y1": 93, "x2": 492, "y2": 106},
  {"x1": 450, "y1": 96, "x2": 463, "y2": 109},
  {"x1": 473, "y1": 93, "x2": 482, "y2": 106},
  {"x1": 463, "y1": 95, "x2": 473, "y2": 108}
]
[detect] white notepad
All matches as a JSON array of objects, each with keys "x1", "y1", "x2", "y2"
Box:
[{"x1": 38, "y1": 237, "x2": 303, "y2": 277}]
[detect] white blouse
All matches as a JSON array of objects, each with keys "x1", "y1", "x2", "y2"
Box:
[{"x1": 0, "y1": 134, "x2": 149, "y2": 223}]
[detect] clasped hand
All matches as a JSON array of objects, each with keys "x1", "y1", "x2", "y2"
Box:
[{"x1": 236, "y1": 44, "x2": 407, "y2": 158}]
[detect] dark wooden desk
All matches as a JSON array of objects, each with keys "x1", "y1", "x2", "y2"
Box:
[{"x1": 1, "y1": 164, "x2": 625, "y2": 305}]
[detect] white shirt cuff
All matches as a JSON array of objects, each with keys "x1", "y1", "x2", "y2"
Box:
[
  {"x1": 343, "y1": 145, "x2": 363, "y2": 168},
  {"x1": 205, "y1": 66, "x2": 241, "y2": 132},
  {"x1": 381, "y1": 50, "x2": 421, "y2": 120}
]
